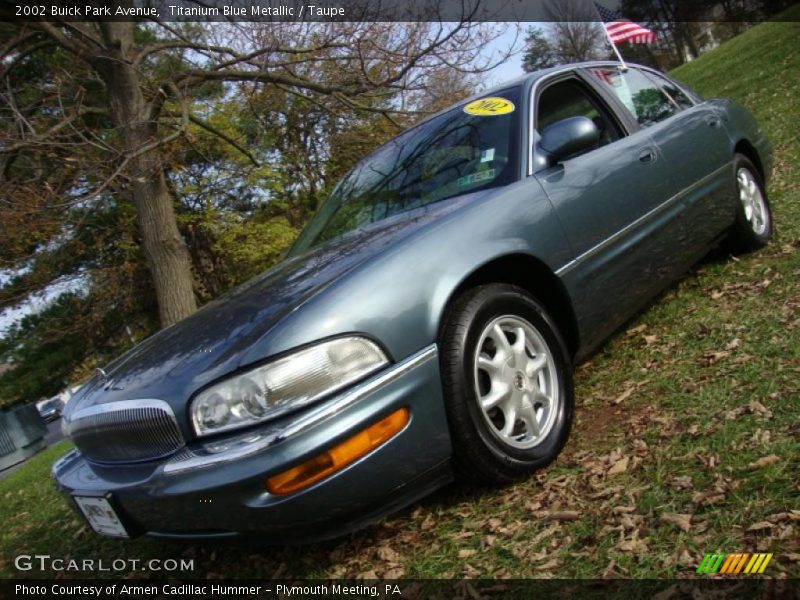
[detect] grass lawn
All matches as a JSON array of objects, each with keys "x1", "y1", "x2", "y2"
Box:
[{"x1": 2, "y1": 9, "x2": 798, "y2": 580}]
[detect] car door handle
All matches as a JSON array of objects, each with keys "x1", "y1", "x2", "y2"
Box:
[{"x1": 638, "y1": 148, "x2": 656, "y2": 163}]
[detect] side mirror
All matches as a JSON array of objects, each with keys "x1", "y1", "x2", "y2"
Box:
[{"x1": 539, "y1": 116, "x2": 600, "y2": 164}]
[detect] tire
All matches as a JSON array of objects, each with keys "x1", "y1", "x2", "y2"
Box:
[
  {"x1": 726, "y1": 153, "x2": 773, "y2": 253},
  {"x1": 440, "y1": 283, "x2": 574, "y2": 484}
]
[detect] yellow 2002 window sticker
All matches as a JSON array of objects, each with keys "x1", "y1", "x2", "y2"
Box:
[{"x1": 463, "y1": 97, "x2": 515, "y2": 116}]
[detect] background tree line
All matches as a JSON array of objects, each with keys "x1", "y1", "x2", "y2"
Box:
[
  {"x1": 0, "y1": 13, "x2": 511, "y2": 405},
  {"x1": 522, "y1": 0, "x2": 794, "y2": 73}
]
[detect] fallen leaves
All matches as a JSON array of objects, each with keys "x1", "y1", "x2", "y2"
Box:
[
  {"x1": 484, "y1": 517, "x2": 516, "y2": 536},
  {"x1": 696, "y1": 451, "x2": 721, "y2": 470},
  {"x1": 607, "y1": 456, "x2": 630, "y2": 476},
  {"x1": 669, "y1": 475, "x2": 693, "y2": 490},
  {"x1": 535, "y1": 559, "x2": 560, "y2": 571},
  {"x1": 660, "y1": 513, "x2": 692, "y2": 532},
  {"x1": 699, "y1": 349, "x2": 731, "y2": 366},
  {"x1": 748, "y1": 400, "x2": 774, "y2": 418},
  {"x1": 612, "y1": 387, "x2": 635, "y2": 405},
  {"x1": 766, "y1": 510, "x2": 800, "y2": 523},
  {"x1": 691, "y1": 474, "x2": 741, "y2": 506},
  {"x1": 724, "y1": 398, "x2": 774, "y2": 420},
  {"x1": 618, "y1": 529, "x2": 650, "y2": 555},
  {"x1": 419, "y1": 513, "x2": 436, "y2": 531},
  {"x1": 588, "y1": 485, "x2": 624, "y2": 499},
  {"x1": 626, "y1": 324, "x2": 648, "y2": 336},
  {"x1": 610, "y1": 379, "x2": 651, "y2": 405},
  {"x1": 698, "y1": 334, "x2": 747, "y2": 367},
  {"x1": 542, "y1": 510, "x2": 580, "y2": 522},
  {"x1": 708, "y1": 275, "x2": 778, "y2": 303},
  {"x1": 612, "y1": 505, "x2": 636, "y2": 514},
  {"x1": 376, "y1": 545, "x2": 401, "y2": 563},
  {"x1": 725, "y1": 337, "x2": 742, "y2": 351},
  {"x1": 362, "y1": 543, "x2": 407, "y2": 578},
  {"x1": 528, "y1": 524, "x2": 561, "y2": 547},
  {"x1": 748, "y1": 454, "x2": 780, "y2": 469},
  {"x1": 602, "y1": 559, "x2": 618, "y2": 577}
]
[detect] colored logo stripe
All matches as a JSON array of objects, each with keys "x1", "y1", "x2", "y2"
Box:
[
  {"x1": 745, "y1": 553, "x2": 773, "y2": 574},
  {"x1": 697, "y1": 554, "x2": 725, "y2": 574},
  {"x1": 697, "y1": 553, "x2": 773, "y2": 574}
]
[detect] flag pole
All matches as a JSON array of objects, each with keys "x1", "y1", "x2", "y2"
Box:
[{"x1": 593, "y1": 2, "x2": 629, "y2": 71}]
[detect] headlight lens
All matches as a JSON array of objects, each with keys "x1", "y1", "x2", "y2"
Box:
[{"x1": 191, "y1": 337, "x2": 389, "y2": 437}]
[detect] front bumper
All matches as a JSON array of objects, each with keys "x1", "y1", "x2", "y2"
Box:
[{"x1": 53, "y1": 345, "x2": 452, "y2": 542}]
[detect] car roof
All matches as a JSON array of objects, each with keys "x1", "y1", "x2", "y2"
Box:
[
  {"x1": 481, "y1": 60, "x2": 653, "y2": 97},
  {"x1": 416, "y1": 60, "x2": 650, "y2": 129}
]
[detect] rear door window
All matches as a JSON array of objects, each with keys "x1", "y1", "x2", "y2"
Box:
[
  {"x1": 641, "y1": 70, "x2": 695, "y2": 110},
  {"x1": 588, "y1": 67, "x2": 679, "y2": 128}
]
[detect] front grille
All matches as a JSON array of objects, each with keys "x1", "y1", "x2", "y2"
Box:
[
  {"x1": 0, "y1": 426, "x2": 14, "y2": 457},
  {"x1": 65, "y1": 399, "x2": 185, "y2": 463}
]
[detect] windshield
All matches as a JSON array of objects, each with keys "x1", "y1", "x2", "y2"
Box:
[{"x1": 290, "y1": 86, "x2": 521, "y2": 254}]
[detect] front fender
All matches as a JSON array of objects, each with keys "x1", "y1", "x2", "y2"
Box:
[
  {"x1": 239, "y1": 180, "x2": 573, "y2": 364},
  {"x1": 714, "y1": 98, "x2": 773, "y2": 181}
]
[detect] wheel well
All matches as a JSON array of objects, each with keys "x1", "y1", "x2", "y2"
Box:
[
  {"x1": 734, "y1": 139, "x2": 764, "y2": 181},
  {"x1": 442, "y1": 254, "x2": 580, "y2": 359}
]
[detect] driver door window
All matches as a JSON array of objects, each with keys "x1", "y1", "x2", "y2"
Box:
[{"x1": 537, "y1": 79, "x2": 624, "y2": 156}]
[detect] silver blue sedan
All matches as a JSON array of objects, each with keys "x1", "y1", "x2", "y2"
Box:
[{"x1": 54, "y1": 61, "x2": 772, "y2": 542}]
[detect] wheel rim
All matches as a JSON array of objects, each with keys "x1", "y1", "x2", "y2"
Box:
[
  {"x1": 737, "y1": 167, "x2": 768, "y2": 236},
  {"x1": 472, "y1": 315, "x2": 559, "y2": 449}
]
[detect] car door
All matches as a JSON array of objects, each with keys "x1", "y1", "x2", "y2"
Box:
[
  {"x1": 531, "y1": 72, "x2": 682, "y2": 350},
  {"x1": 638, "y1": 67, "x2": 736, "y2": 246},
  {"x1": 586, "y1": 66, "x2": 735, "y2": 256}
]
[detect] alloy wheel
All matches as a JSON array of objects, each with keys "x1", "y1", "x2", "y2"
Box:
[
  {"x1": 737, "y1": 167, "x2": 768, "y2": 236},
  {"x1": 473, "y1": 315, "x2": 559, "y2": 449}
]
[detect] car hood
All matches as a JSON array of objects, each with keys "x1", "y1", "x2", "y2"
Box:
[{"x1": 70, "y1": 191, "x2": 485, "y2": 413}]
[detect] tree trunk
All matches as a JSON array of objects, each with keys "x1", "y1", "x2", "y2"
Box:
[
  {"x1": 94, "y1": 23, "x2": 197, "y2": 327},
  {"x1": 681, "y1": 23, "x2": 701, "y2": 60},
  {"x1": 127, "y1": 139, "x2": 198, "y2": 326}
]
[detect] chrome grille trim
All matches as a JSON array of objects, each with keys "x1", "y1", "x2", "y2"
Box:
[{"x1": 65, "y1": 399, "x2": 184, "y2": 464}]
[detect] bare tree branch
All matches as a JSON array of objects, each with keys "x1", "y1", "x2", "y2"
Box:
[
  {"x1": 0, "y1": 106, "x2": 107, "y2": 154},
  {"x1": 186, "y1": 113, "x2": 261, "y2": 167},
  {"x1": 27, "y1": 21, "x2": 93, "y2": 61}
]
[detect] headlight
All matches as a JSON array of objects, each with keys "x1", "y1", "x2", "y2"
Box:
[{"x1": 191, "y1": 337, "x2": 389, "y2": 437}]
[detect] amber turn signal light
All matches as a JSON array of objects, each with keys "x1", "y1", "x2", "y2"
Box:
[{"x1": 265, "y1": 407, "x2": 409, "y2": 495}]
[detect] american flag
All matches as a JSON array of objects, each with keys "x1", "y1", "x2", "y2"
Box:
[{"x1": 594, "y1": 2, "x2": 656, "y2": 44}]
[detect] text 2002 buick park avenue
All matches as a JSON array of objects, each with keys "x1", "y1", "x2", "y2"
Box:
[{"x1": 54, "y1": 62, "x2": 772, "y2": 541}]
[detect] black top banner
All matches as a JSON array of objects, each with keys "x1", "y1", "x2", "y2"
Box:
[{"x1": 1, "y1": 0, "x2": 798, "y2": 22}]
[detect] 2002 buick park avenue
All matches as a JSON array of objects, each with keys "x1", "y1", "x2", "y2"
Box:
[{"x1": 54, "y1": 62, "x2": 773, "y2": 541}]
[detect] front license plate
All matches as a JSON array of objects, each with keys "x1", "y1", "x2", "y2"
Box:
[{"x1": 74, "y1": 496, "x2": 129, "y2": 538}]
